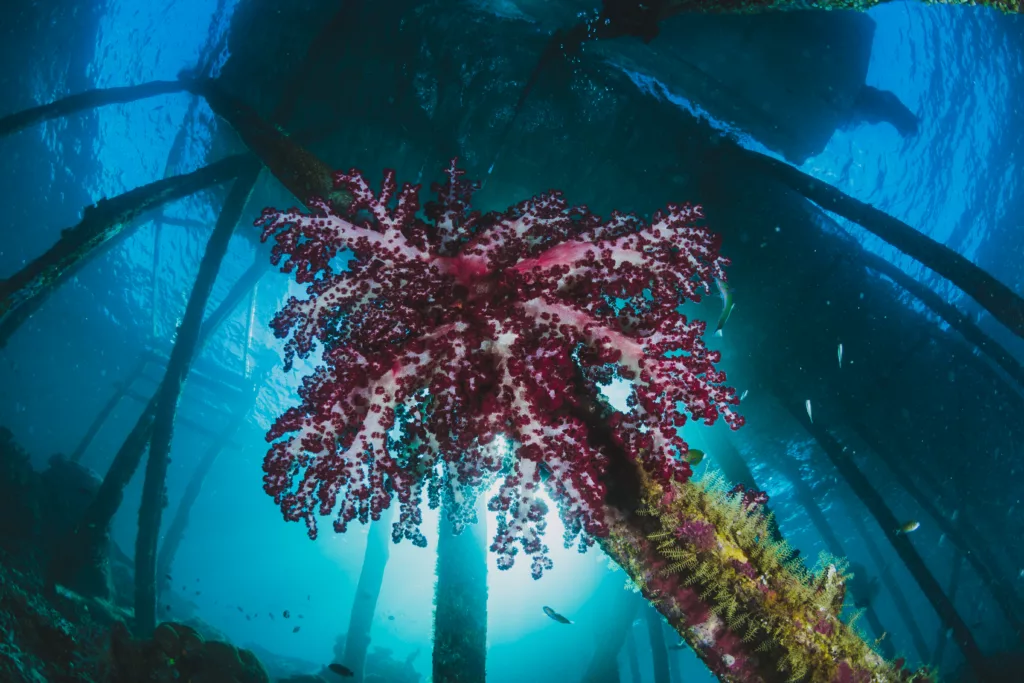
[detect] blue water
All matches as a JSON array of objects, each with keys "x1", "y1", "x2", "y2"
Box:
[{"x1": 0, "y1": 1, "x2": 1022, "y2": 682}]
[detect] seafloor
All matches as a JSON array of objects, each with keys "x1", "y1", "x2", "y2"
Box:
[{"x1": 0, "y1": 427, "x2": 417, "y2": 683}]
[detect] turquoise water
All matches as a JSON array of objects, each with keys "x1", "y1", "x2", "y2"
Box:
[{"x1": 0, "y1": 2, "x2": 1022, "y2": 682}]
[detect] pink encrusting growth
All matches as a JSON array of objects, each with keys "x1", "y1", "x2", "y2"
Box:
[{"x1": 257, "y1": 161, "x2": 743, "y2": 576}]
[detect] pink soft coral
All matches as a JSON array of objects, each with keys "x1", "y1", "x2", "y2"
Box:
[
  {"x1": 674, "y1": 519, "x2": 717, "y2": 551},
  {"x1": 257, "y1": 161, "x2": 742, "y2": 577}
]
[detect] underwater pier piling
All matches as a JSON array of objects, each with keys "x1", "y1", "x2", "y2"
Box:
[
  {"x1": 854, "y1": 246, "x2": 1024, "y2": 393},
  {"x1": 183, "y1": 78, "x2": 349, "y2": 211},
  {"x1": 342, "y1": 505, "x2": 396, "y2": 683},
  {"x1": 711, "y1": 144, "x2": 1024, "y2": 342},
  {"x1": 932, "y1": 554, "x2": 964, "y2": 670},
  {"x1": 156, "y1": 381, "x2": 258, "y2": 586},
  {"x1": 432, "y1": 498, "x2": 489, "y2": 683},
  {"x1": 69, "y1": 334, "x2": 256, "y2": 465},
  {"x1": 0, "y1": 80, "x2": 188, "y2": 139},
  {"x1": 815, "y1": 210, "x2": 1024, "y2": 395},
  {"x1": 844, "y1": 412, "x2": 1024, "y2": 637},
  {"x1": 582, "y1": 573, "x2": 643, "y2": 683},
  {"x1": 134, "y1": 164, "x2": 261, "y2": 636},
  {"x1": 626, "y1": 627, "x2": 644, "y2": 683},
  {"x1": 0, "y1": 153, "x2": 253, "y2": 348},
  {"x1": 764, "y1": 442, "x2": 902, "y2": 661},
  {"x1": 842, "y1": 492, "x2": 933, "y2": 665},
  {"x1": 646, "y1": 607, "x2": 672, "y2": 683},
  {"x1": 773, "y1": 393, "x2": 986, "y2": 679},
  {"x1": 69, "y1": 355, "x2": 149, "y2": 464},
  {"x1": 51, "y1": 254, "x2": 267, "y2": 599}
]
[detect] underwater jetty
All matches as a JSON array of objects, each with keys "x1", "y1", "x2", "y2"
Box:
[{"x1": 2, "y1": 0, "x2": 1024, "y2": 682}]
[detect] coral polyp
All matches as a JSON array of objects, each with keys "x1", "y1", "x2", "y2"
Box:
[{"x1": 257, "y1": 161, "x2": 742, "y2": 576}]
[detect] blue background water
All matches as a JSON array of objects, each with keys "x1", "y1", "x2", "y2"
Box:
[{"x1": 0, "y1": 1, "x2": 1022, "y2": 681}]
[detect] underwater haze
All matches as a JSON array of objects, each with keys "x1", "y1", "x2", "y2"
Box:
[{"x1": 0, "y1": 1, "x2": 1023, "y2": 683}]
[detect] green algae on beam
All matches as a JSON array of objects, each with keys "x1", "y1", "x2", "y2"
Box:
[
  {"x1": 185, "y1": 79, "x2": 353, "y2": 211},
  {"x1": 566, "y1": 378, "x2": 914, "y2": 683}
]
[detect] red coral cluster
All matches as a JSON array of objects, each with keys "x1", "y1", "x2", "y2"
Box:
[
  {"x1": 257, "y1": 161, "x2": 742, "y2": 576},
  {"x1": 728, "y1": 483, "x2": 769, "y2": 509},
  {"x1": 674, "y1": 519, "x2": 717, "y2": 551}
]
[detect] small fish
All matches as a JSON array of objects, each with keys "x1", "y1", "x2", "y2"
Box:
[
  {"x1": 237, "y1": 606, "x2": 244, "y2": 613},
  {"x1": 292, "y1": 626, "x2": 301, "y2": 633},
  {"x1": 895, "y1": 520, "x2": 920, "y2": 534},
  {"x1": 938, "y1": 533, "x2": 947, "y2": 546},
  {"x1": 387, "y1": 615, "x2": 395, "y2": 621},
  {"x1": 542, "y1": 606, "x2": 573, "y2": 624},
  {"x1": 328, "y1": 663, "x2": 355, "y2": 677},
  {"x1": 684, "y1": 449, "x2": 705, "y2": 466},
  {"x1": 805, "y1": 400, "x2": 813, "y2": 423},
  {"x1": 669, "y1": 641, "x2": 688, "y2": 650},
  {"x1": 837, "y1": 343, "x2": 843, "y2": 368},
  {"x1": 283, "y1": 610, "x2": 290, "y2": 618},
  {"x1": 740, "y1": 389, "x2": 749, "y2": 401},
  {"x1": 951, "y1": 509, "x2": 959, "y2": 522},
  {"x1": 714, "y1": 279, "x2": 735, "y2": 337}
]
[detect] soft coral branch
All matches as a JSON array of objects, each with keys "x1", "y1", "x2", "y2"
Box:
[{"x1": 257, "y1": 160, "x2": 741, "y2": 576}]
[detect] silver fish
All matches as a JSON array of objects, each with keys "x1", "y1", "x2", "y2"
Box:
[
  {"x1": 838, "y1": 343, "x2": 843, "y2": 369},
  {"x1": 805, "y1": 399, "x2": 813, "y2": 423}
]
